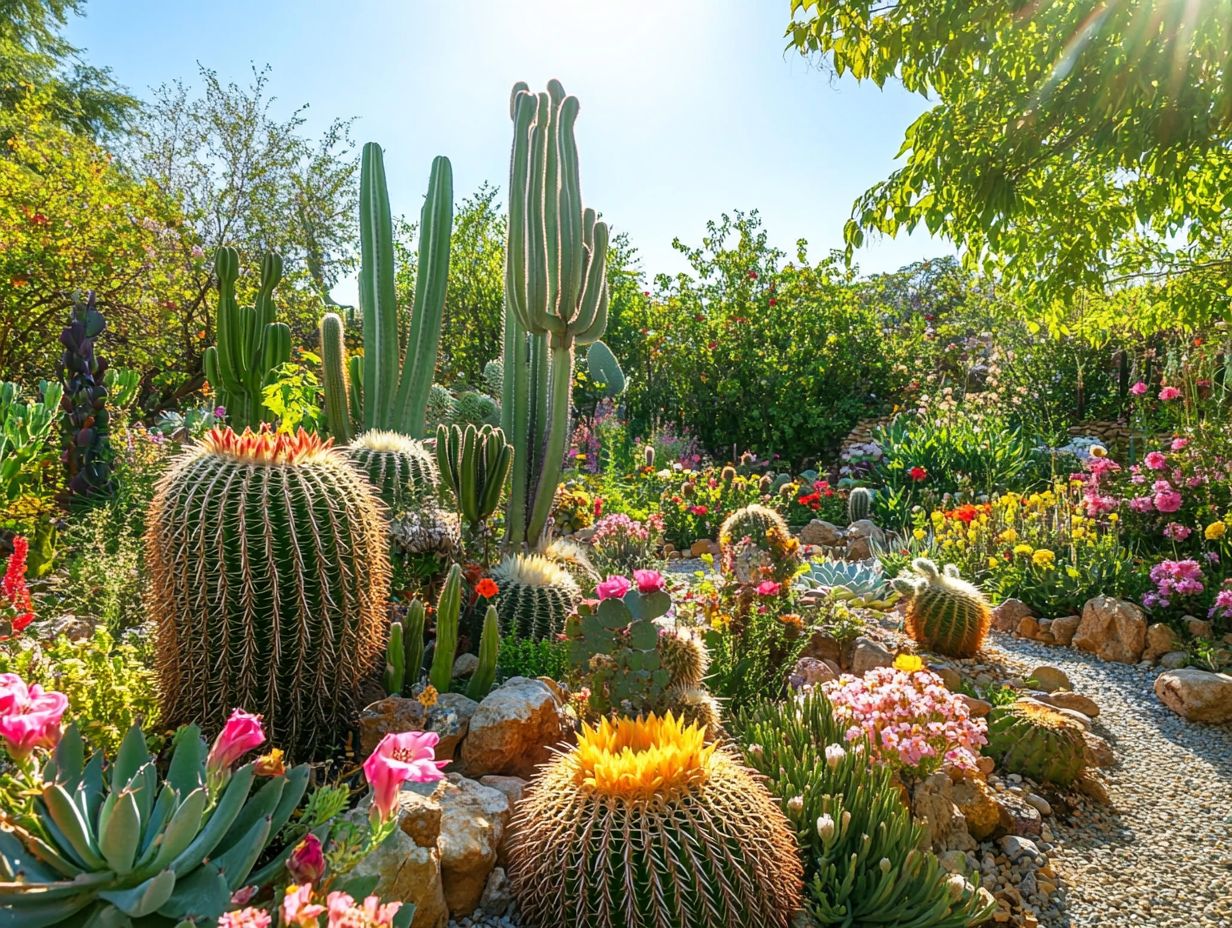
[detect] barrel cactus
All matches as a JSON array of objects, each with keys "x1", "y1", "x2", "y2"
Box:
[
  {"x1": 346, "y1": 429, "x2": 439, "y2": 510},
  {"x1": 490, "y1": 553, "x2": 582, "y2": 640},
  {"x1": 657, "y1": 627, "x2": 708, "y2": 689},
  {"x1": 666, "y1": 684, "x2": 723, "y2": 735},
  {"x1": 388, "y1": 505, "x2": 461, "y2": 558},
  {"x1": 147, "y1": 426, "x2": 390, "y2": 758},
  {"x1": 892, "y1": 558, "x2": 991, "y2": 658},
  {"x1": 542, "y1": 538, "x2": 601, "y2": 592},
  {"x1": 985, "y1": 699, "x2": 1086, "y2": 786},
  {"x1": 847, "y1": 486, "x2": 873, "y2": 524},
  {"x1": 508, "y1": 713, "x2": 802, "y2": 928},
  {"x1": 451, "y1": 390, "x2": 500, "y2": 428},
  {"x1": 719, "y1": 503, "x2": 799, "y2": 582}
]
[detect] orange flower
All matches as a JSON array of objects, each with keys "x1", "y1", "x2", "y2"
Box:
[
  {"x1": 475, "y1": 578, "x2": 499, "y2": 599},
  {"x1": 253, "y1": 747, "x2": 286, "y2": 777}
]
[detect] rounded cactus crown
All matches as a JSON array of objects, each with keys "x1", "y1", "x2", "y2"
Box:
[
  {"x1": 720, "y1": 503, "x2": 788, "y2": 543},
  {"x1": 570, "y1": 713, "x2": 715, "y2": 800},
  {"x1": 200, "y1": 425, "x2": 334, "y2": 465},
  {"x1": 352, "y1": 428, "x2": 421, "y2": 454},
  {"x1": 1000, "y1": 700, "x2": 1077, "y2": 731},
  {"x1": 492, "y1": 553, "x2": 579, "y2": 590}
]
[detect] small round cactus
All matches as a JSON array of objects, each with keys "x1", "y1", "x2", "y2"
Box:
[
  {"x1": 491, "y1": 553, "x2": 583, "y2": 640},
  {"x1": 452, "y1": 389, "x2": 500, "y2": 428},
  {"x1": 985, "y1": 699, "x2": 1086, "y2": 785},
  {"x1": 892, "y1": 558, "x2": 991, "y2": 658},
  {"x1": 346, "y1": 429, "x2": 438, "y2": 510},
  {"x1": 847, "y1": 486, "x2": 874, "y2": 524},
  {"x1": 657, "y1": 628, "x2": 709, "y2": 689},
  {"x1": 719, "y1": 503, "x2": 799, "y2": 583}
]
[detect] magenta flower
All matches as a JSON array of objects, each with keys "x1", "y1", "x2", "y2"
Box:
[
  {"x1": 1158, "y1": 385, "x2": 1182, "y2": 401},
  {"x1": 207, "y1": 709, "x2": 266, "y2": 779},
  {"x1": 0, "y1": 674, "x2": 67, "y2": 762},
  {"x1": 1129, "y1": 381, "x2": 1148, "y2": 396},
  {"x1": 1163, "y1": 522, "x2": 1192, "y2": 542},
  {"x1": 363, "y1": 731, "x2": 448, "y2": 822},
  {"x1": 1144, "y1": 451, "x2": 1167, "y2": 470},
  {"x1": 1153, "y1": 489, "x2": 1183, "y2": 513},
  {"x1": 286, "y1": 833, "x2": 326, "y2": 884},
  {"x1": 596, "y1": 575, "x2": 632, "y2": 600},
  {"x1": 632, "y1": 569, "x2": 665, "y2": 594},
  {"x1": 1171, "y1": 437, "x2": 1189, "y2": 451},
  {"x1": 755, "y1": 580, "x2": 782, "y2": 597}
]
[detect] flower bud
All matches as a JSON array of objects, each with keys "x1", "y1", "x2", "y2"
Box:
[{"x1": 815, "y1": 813, "x2": 836, "y2": 842}]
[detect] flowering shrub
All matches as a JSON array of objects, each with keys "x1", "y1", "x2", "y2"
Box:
[
  {"x1": 589, "y1": 512, "x2": 664, "y2": 575},
  {"x1": 1143, "y1": 559, "x2": 1208, "y2": 621},
  {"x1": 551, "y1": 480, "x2": 598, "y2": 533},
  {"x1": 821, "y1": 663, "x2": 987, "y2": 779},
  {"x1": 781, "y1": 477, "x2": 846, "y2": 527},
  {"x1": 658, "y1": 466, "x2": 771, "y2": 547}
]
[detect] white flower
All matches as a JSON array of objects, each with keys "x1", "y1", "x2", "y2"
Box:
[
  {"x1": 824, "y1": 744, "x2": 846, "y2": 768},
  {"x1": 787, "y1": 795, "x2": 804, "y2": 815},
  {"x1": 815, "y1": 813, "x2": 835, "y2": 841}
]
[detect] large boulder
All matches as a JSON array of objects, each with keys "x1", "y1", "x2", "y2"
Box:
[
  {"x1": 993, "y1": 599, "x2": 1034, "y2": 634},
  {"x1": 435, "y1": 774, "x2": 512, "y2": 916},
  {"x1": 1050, "y1": 615, "x2": 1081, "y2": 647},
  {"x1": 1028, "y1": 665, "x2": 1071, "y2": 693},
  {"x1": 1072, "y1": 596, "x2": 1147, "y2": 663},
  {"x1": 844, "y1": 519, "x2": 886, "y2": 560},
  {"x1": 1143, "y1": 623, "x2": 1183, "y2": 663},
  {"x1": 848, "y1": 637, "x2": 894, "y2": 675},
  {"x1": 1154, "y1": 669, "x2": 1232, "y2": 723},
  {"x1": 911, "y1": 773, "x2": 976, "y2": 852},
  {"x1": 800, "y1": 519, "x2": 844, "y2": 548},
  {"x1": 424, "y1": 692, "x2": 478, "y2": 761},
  {"x1": 460, "y1": 677, "x2": 569, "y2": 778},
  {"x1": 358, "y1": 696, "x2": 429, "y2": 756}
]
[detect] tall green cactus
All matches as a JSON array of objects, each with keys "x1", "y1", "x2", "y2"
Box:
[
  {"x1": 436, "y1": 423, "x2": 512, "y2": 534},
  {"x1": 502, "y1": 80, "x2": 609, "y2": 547},
  {"x1": 203, "y1": 249, "x2": 292, "y2": 431},
  {"x1": 428, "y1": 563, "x2": 462, "y2": 694},
  {"x1": 321, "y1": 145, "x2": 453, "y2": 439},
  {"x1": 467, "y1": 605, "x2": 500, "y2": 700}
]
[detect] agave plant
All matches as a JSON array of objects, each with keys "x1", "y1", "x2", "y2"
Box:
[
  {"x1": 796, "y1": 557, "x2": 889, "y2": 600},
  {"x1": 0, "y1": 723, "x2": 308, "y2": 928}
]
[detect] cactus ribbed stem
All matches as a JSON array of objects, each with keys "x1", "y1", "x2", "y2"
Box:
[
  {"x1": 385, "y1": 620, "x2": 406, "y2": 695},
  {"x1": 429, "y1": 564, "x2": 462, "y2": 693},
  {"x1": 405, "y1": 599, "x2": 426, "y2": 688},
  {"x1": 320, "y1": 313, "x2": 352, "y2": 442},
  {"x1": 467, "y1": 605, "x2": 499, "y2": 700}
]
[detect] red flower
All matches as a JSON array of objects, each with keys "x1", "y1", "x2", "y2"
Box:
[
  {"x1": 688, "y1": 505, "x2": 709, "y2": 517},
  {"x1": 593, "y1": 496, "x2": 604, "y2": 519},
  {"x1": 475, "y1": 578, "x2": 499, "y2": 599},
  {"x1": 908, "y1": 466, "x2": 928, "y2": 482},
  {"x1": 707, "y1": 341, "x2": 717, "y2": 351},
  {"x1": 768, "y1": 298, "x2": 777, "y2": 307},
  {"x1": 747, "y1": 270, "x2": 758, "y2": 280}
]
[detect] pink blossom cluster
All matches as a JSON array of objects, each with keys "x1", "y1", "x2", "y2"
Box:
[
  {"x1": 0, "y1": 674, "x2": 68, "y2": 762},
  {"x1": 1210, "y1": 583, "x2": 1232, "y2": 622},
  {"x1": 821, "y1": 666, "x2": 987, "y2": 778},
  {"x1": 1143, "y1": 559, "x2": 1205, "y2": 610},
  {"x1": 596, "y1": 570, "x2": 667, "y2": 600}
]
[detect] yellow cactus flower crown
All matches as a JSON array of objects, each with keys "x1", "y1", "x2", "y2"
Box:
[{"x1": 568, "y1": 713, "x2": 716, "y2": 800}]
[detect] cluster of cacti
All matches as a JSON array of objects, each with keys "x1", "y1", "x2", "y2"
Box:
[
  {"x1": 0, "y1": 723, "x2": 309, "y2": 928},
  {"x1": 501, "y1": 80, "x2": 620, "y2": 547},
  {"x1": 847, "y1": 486, "x2": 874, "y2": 524},
  {"x1": 984, "y1": 699, "x2": 1086, "y2": 786},
  {"x1": 320, "y1": 144, "x2": 453, "y2": 442},
  {"x1": 508, "y1": 712, "x2": 803, "y2": 928},
  {"x1": 542, "y1": 537, "x2": 600, "y2": 591},
  {"x1": 735, "y1": 692, "x2": 995, "y2": 928},
  {"x1": 346, "y1": 429, "x2": 439, "y2": 511},
  {"x1": 892, "y1": 557, "x2": 992, "y2": 658},
  {"x1": 568, "y1": 586, "x2": 671, "y2": 717},
  {"x1": 58, "y1": 292, "x2": 114, "y2": 500},
  {"x1": 203, "y1": 249, "x2": 292, "y2": 431},
  {"x1": 425, "y1": 383, "x2": 458, "y2": 430},
  {"x1": 435, "y1": 423, "x2": 512, "y2": 533},
  {"x1": 383, "y1": 601, "x2": 425, "y2": 696},
  {"x1": 490, "y1": 553, "x2": 582, "y2": 639},
  {"x1": 147, "y1": 427, "x2": 390, "y2": 758},
  {"x1": 718, "y1": 503, "x2": 800, "y2": 583},
  {"x1": 388, "y1": 507, "x2": 462, "y2": 558},
  {"x1": 451, "y1": 390, "x2": 500, "y2": 428}
]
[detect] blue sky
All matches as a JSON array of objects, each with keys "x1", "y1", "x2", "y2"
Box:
[{"x1": 69, "y1": 0, "x2": 948, "y2": 299}]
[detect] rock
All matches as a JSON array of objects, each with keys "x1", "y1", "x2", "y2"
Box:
[
  {"x1": 1027, "y1": 665, "x2": 1071, "y2": 693},
  {"x1": 1075, "y1": 772, "x2": 1110, "y2": 803},
  {"x1": 933, "y1": 665, "x2": 963, "y2": 691},
  {"x1": 1185, "y1": 616, "x2": 1214, "y2": 639},
  {"x1": 911, "y1": 772, "x2": 976, "y2": 851},
  {"x1": 460, "y1": 677, "x2": 569, "y2": 778},
  {"x1": 789, "y1": 656, "x2": 838, "y2": 689},
  {"x1": 1050, "y1": 615, "x2": 1080, "y2": 647},
  {"x1": 939, "y1": 849, "x2": 970, "y2": 874},
  {"x1": 849, "y1": 637, "x2": 894, "y2": 675},
  {"x1": 479, "y1": 775, "x2": 529, "y2": 866},
  {"x1": 358, "y1": 696, "x2": 429, "y2": 756},
  {"x1": 1159, "y1": 650, "x2": 1189, "y2": 669},
  {"x1": 800, "y1": 519, "x2": 844, "y2": 548},
  {"x1": 952, "y1": 777, "x2": 1001, "y2": 840},
  {"x1": 993, "y1": 599, "x2": 1034, "y2": 634},
  {"x1": 1024, "y1": 793, "x2": 1051, "y2": 816},
  {"x1": 998, "y1": 835, "x2": 1039, "y2": 863},
  {"x1": 1035, "y1": 690, "x2": 1099, "y2": 719},
  {"x1": 435, "y1": 774, "x2": 511, "y2": 917},
  {"x1": 1072, "y1": 596, "x2": 1147, "y2": 663},
  {"x1": 425, "y1": 692, "x2": 478, "y2": 761},
  {"x1": 39, "y1": 614, "x2": 96, "y2": 641},
  {"x1": 479, "y1": 866, "x2": 514, "y2": 916},
  {"x1": 994, "y1": 790, "x2": 1042, "y2": 837},
  {"x1": 1154, "y1": 668, "x2": 1232, "y2": 723},
  {"x1": 803, "y1": 628, "x2": 842, "y2": 665},
  {"x1": 452, "y1": 653, "x2": 480, "y2": 678},
  {"x1": 958, "y1": 694, "x2": 992, "y2": 717},
  {"x1": 348, "y1": 790, "x2": 448, "y2": 928},
  {"x1": 844, "y1": 519, "x2": 886, "y2": 560},
  {"x1": 1016, "y1": 616, "x2": 1041, "y2": 640},
  {"x1": 690, "y1": 539, "x2": 714, "y2": 558},
  {"x1": 1143, "y1": 623, "x2": 1183, "y2": 663},
  {"x1": 1082, "y1": 731, "x2": 1115, "y2": 768}
]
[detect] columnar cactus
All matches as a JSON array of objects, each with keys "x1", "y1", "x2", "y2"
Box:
[
  {"x1": 892, "y1": 558, "x2": 992, "y2": 658},
  {"x1": 347, "y1": 429, "x2": 439, "y2": 511},
  {"x1": 502, "y1": 80, "x2": 610, "y2": 547},
  {"x1": 435, "y1": 423, "x2": 512, "y2": 534},
  {"x1": 384, "y1": 600, "x2": 428, "y2": 696},
  {"x1": 203, "y1": 249, "x2": 292, "y2": 431},
  {"x1": 428, "y1": 563, "x2": 463, "y2": 694},
  {"x1": 467, "y1": 605, "x2": 500, "y2": 700},
  {"x1": 985, "y1": 699, "x2": 1087, "y2": 786},
  {"x1": 147, "y1": 427, "x2": 390, "y2": 758},
  {"x1": 847, "y1": 486, "x2": 873, "y2": 524},
  {"x1": 490, "y1": 553, "x2": 582, "y2": 640},
  {"x1": 321, "y1": 144, "x2": 453, "y2": 440},
  {"x1": 59, "y1": 292, "x2": 113, "y2": 500}
]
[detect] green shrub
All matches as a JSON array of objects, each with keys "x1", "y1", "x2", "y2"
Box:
[{"x1": 497, "y1": 634, "x2": 568, "y2": 682}]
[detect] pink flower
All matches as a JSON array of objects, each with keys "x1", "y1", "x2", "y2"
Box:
[
  {"x1": 325, "y1": 892, "x2": 402, "y2": 928},
  {"x1": 1163, "y1": 522, "x2": 1192, "y2": 542},
  {"x1": 281, "y1": 883, "x2": 325, "y2": 927},
  {"x1": 0, "y1": 674, "x2": 68, "y2": 762},
  {"x1": 1129, "y1": 381, "x2": 1148, "y2": 396},
  {"x1": 596, "y1": 575, "x2": 632, "y2": 600},
  {"x1": 287, "y1": 833, "x2": 326, "y2": 884},
  {"x1": 1158, "y1": 386, "x2": 1182, "y2": 401},
  {"x1": 755, "y1": 580, "x2": 781, "y2": 597},
  {"x1": 230, "y1": 887, "x2": 259, "y2": 907},
  {"x1": 687, "y1": 504, "x2": 708, "y2": 517},
  {"x1": 1144, "y1": 451, "x2": 1167, "y2": 470},
  {"x1": 217, "y1": 908, "x2": 272, "y2": 928},
  {"x1": 207, "y1": 709, "x2": 266, "y2": 779},
  {"x1": 1153, "y1": 489, "x2": 1183, "y2": 513},
  {"x1": 1171, "y1": 438, "x2": 1189, "y2": 451},
  {"x1": 363, "y1": 731, "x2": 448, "y2": 821},
  {"x1": 632, "y1": 569, "x2": 665, "y2": 594}
]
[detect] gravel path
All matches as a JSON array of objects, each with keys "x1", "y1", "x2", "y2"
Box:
[{"x1": 986, "y1": 631, "x2": 1232, "y2": 928}]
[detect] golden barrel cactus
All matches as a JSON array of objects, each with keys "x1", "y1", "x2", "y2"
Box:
[
  {"x1": 147, "y1": 427, "x2": 390, "y2": 758},
  {"x1": 892, "y1": 557, "x2": 992, "y2": 658},
  {"x1": 509, "y1": 713, "x2": 802, "y2": 928}
]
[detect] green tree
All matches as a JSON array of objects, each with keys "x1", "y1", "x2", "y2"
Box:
[{"x1": 789, "y1": 0, "x2": 1232, "y2": 331}]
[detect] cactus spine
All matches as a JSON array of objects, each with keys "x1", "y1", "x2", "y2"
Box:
[
  {"x1": 428, "y1": 563, "x2": 463, "y2": 694},
  {"x1": 847, "y1": 486, "x2": 873, "y2": 524},
  {"x1": 467, "y1": 604, "x2": 500, "y2": 700},
  {"x1": 985, "y1": 699, "x2": 1086, "y2": 785},
  {"x1": 321, "y1": 145, "x2": 453, "y2": 438},
  {"x1": 203, "y1": 249, "x2": 292, "y2": 430},
  {"x1": 347, "y1": 429, "x2": 439, "y2": 511},
  {"x1": 147, "y1": 427, "x2": 390, "y2": 758},
  {"x1": 892, "y1": 558, "x2": 992, "y2": 658},
  {"x1": 436, "y1": 423, "x2": 513, "y2": 534},
  {"x1": 502, "y1": 80, "x2": 610, "y2": 547}
]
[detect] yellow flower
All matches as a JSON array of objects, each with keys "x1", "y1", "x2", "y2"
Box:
[
  {"x1": 1090, "y1": 445, "x2": 1107, "y2": 459},
  {"x1": 893, "y1": 654, "x2": 925, "y2": 673},
  {"x1": 987, "y1": 557, "x2": 1000, "y2": 569},
  {"x1": 417, "y1": 684, "x2": 439, "y2": 708},
  {"x1": 1108, "y1": 513, "x2": 1119, "y2": 523},
  {"x1": 1072, "y1": 527, "x2": 1086, "y2": 540},
  {"x1": 913, "y1": 528, "x2": 927, "y2": 541},
  {"x1": 998, "y1": 528, "x2": 1018, "y2": 544},
  {"x1": 1013, "y1": 544, "x2": 1034, "y2": 557},
  {"x1": 1206, "y1": 521, "x2": 1227, "y2": 541},
  {"x1": 1031, "y1": 548, "x2": 1056, "y2": 570},
  {"x1": 569, "y1": 713, "x2": 714, "y2": 799},
  {"x1": 1066, "y1": 566, "x2": 1081, "y2": 580},
  {"x1": 710, "y1": 613, "x2": 732, "y2": 631}
]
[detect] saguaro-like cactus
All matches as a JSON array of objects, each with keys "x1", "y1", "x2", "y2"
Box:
[
  {"x1": 147, "y1": 427, "x2": 390, "y2": 758},
  {"x1": 203, "y1": 249, "x2": 292, "y2": 431},
  {"x1": 59, "y1": 292, "x2": 113, "y2": 500},
  {"x1": 321, "y1": 145, "x2": 453, "y2": 440},
  {"x1": 502, "y1": 80, "x2": 609, "y2": 547}
]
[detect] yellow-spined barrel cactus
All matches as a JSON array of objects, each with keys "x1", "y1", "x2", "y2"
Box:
[
  {"x1": 985, "y1": 699, "x2": 1086, "y2": 786},
  {"x1": 892, "y1": 558, "x2": 991, "y2": 658},
  {"x1": 346, "y1": 428, "x2": 439, "y2": 510},
  {"x1": 657, "y1": 627, "x2": 708, "y2": 689},
  {"x1": 148, "y1": 427, "x2": 390, "y2": 758},
  {"x1": 543, "y1": 537, "x2": 601, "y2": 592},
  {"x1": 490, "y1": 552, "x2": 582, "y2": 639},
  {"x1": 509, "y1": 713, "x2": 802, "y2": 928}
]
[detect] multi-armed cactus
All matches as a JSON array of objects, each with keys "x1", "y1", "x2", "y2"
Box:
[
  {"x1": 321, "y1": 144, "x2": 453, "y2": 442},
  {"x1": 435, "y1": 423, "x2": 512, "y2": 535},
  {"x1": 892, "y1": 557, "x2": 992, "y2": 658},
  {"x1": 59, "y1": 292, "x2": 113, "y2": 500},
  {"x1": 502, "y1": 80, "x2": 610, "y2": 547},
  {"x1": 203, "y1": 249, "x2": 292, "y2": 430},
  {"x1": 384, "y1": 600, "x2": 428, "y2": 696}
]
